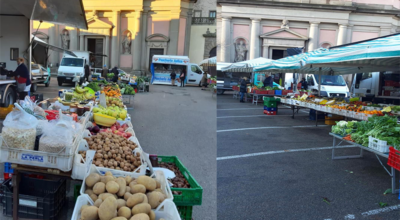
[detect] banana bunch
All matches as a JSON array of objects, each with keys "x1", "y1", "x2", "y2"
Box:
[
  {"x1": 58, "y1": 97, "x2": 74, "y2": 106},
  {"x1": 75, "y1": 85, "x2": 86, "y2": 94}
]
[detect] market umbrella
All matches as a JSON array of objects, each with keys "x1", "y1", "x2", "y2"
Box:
[
  {"x1": 199, "y1": 56, "x2": 217, "y2": 67},
  {"x1": 221, "y1": 57, "x2": 273, "y2": 72}
]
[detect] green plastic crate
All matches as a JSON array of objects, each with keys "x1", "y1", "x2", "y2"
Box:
[
  {"x1": 157, "y1": 156, "x2": 203, "y2": 206},
  {"x1": 177, "y1": 206, "x2": 193, "y2": 220},
  {"x1": 264, "y1": 101, "x2": 277, "y2": 108},
  {"x1": 74, "y1": 184, "x2": 81, "y2": 202}
]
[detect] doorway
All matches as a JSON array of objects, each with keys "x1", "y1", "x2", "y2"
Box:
[
  {"x1": 271, "y1": 49, "x2": 288, "y2": 60},
  {"x1": 209, "y1": 47, "x2": 216, "y2": 57},
  {"x1": 149, "y1": 48, "x2": 164, "y2": 70},
  {"x1": 87, "y1": 38, "x2": 104, "y2": 68}
]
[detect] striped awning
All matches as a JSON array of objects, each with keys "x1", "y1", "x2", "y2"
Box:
[
  {"x1": 253, "y1": 33, "x2": 400, "y2": 75},
  {"x1": 221, "y1": 57, "x2": 273, "y2": 72},
  {"x1": 217, "y1": 62, "x2": 233, "y2": 71},
  {"x1": 199, "y1": 56, "x2": 217, "y2": 67}
]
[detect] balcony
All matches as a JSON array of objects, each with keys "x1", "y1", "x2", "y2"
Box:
[{"x1": 192, "y1": 17, "x2": 216, "y2": 25}]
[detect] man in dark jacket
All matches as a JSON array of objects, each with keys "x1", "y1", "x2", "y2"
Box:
[
  {"x1": 111, "y1": 66, "x2": 119, "y2": 82},
  {"x1": 84, "y1": 65, "x2": 90, "y2": 82},
  {"x1": 300, "y1": 78, "x2": 308, "y2": 90},
  {"x1": 263, "y1": 74, "x2": 273, "y2": 88},
  {"x1": 239, "y1": 77, "x2": 249, "y2": 103},
  {"x1": 101, "y1": 65, "x2": 108, "y2": 79},
  {"x1": 8, "y1": 58, "x2": 31, "y2": 100},
  {"x1": 170, "y1": 70, "x2": 176, "y2": 86}
]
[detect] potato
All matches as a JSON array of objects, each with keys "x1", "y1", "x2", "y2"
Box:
[
  {"x1": 136, "y1": 176, "x2": 156, "y2": 191},
  {"x1": 86, "y1": 173, "x2": 101, "y2": 188},
  {"x1": 124, "y1": 192, "x2": 132, "y2": 201},
  {"x1": 111, "y1": 217, "x2": 127, "y2": 220},
  {"x1": 147, "y1": 192, "x2": 163, "y2": 209},
  {"x1": 116, "y1": 199, "x2": 126, "y2": 209},
  {"x1": 93, "y1": 182, "x2": 106, "y2": 195},
  {"x1": 80, "y1": 205, "x2": 90, "y2": 213},
  {"x1": 94, "y1": 199, "x2": 103, "y2": 208},
  {"x1": 126, "y1": 193, "x2": 145, "y2": 208},
  {"x1": 106, "y1": 181, "x2": 120, "y2": 194},
  {"x1": 81, "y1": 206, "x2": 99, "y2": 220},
  {"x1": 85, "y1": 189, "x2": 94, "y2": 195},
  {"x1": 131, "y1": 203, "x2": 151, "y2": 215},
  {"x1": 105, "y1": 171, "x2": 113, "y2": 176},
  {"x1": 155, "y1": 180, "x2": 161, "y2": 189},
  {"x1": 99, "y1": 193, "x2": 115, "y2": 201},
  {"x1": 131, "y1": 184, "x2": 146, "y2": 194},
  {"x1": 149, "y1": 211, "x2": 155, "y2": 220},
  {"x1": 143, "y1": 195, "x2": 148, "y2": 204},
  {"x1": 125, "y1": 186, "x2": 131, "y2": 193},
  {"x1": 116, "y1": 177, "x2": 127, "y2": 197},
  {"x1": 101, "y1": 175, "x2": 115, "y2": 184},
  {"x1": 125, "y1": 176, "x2": 133, "y2": 184},
  {"x1": 99, "y1": 196, "x2": 117, "y2": 220},
  {"x1": 130, "y1": 214, "x2": 149, "y2": 220},
  {"x1": 117, "y1": 206, "x2": 131, "y2": 219},
  {"x1": 128, "y1": 181, "x2": 137, "y2": 189},
  {"x1": 90, "y1": 194, "x2": 98, "y2": 201}
]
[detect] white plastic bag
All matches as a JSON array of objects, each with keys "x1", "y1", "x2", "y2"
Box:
[{"x1": 2, "y1": 105, "x2": 38, "y2": 150}]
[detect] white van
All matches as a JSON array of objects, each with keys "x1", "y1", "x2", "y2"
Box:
[
  {"x1": 285, "y1": 73, "x2": 349, "y2": 97},
  {"x1": 57, "y1": 51, "x2": 90, "y2": 86},
  {"x1": 151, "y1": 55, "x2": 205, "y2": 86},
  {"x1": 351, "y1": 72, "x2": 400, "y2": 102}
]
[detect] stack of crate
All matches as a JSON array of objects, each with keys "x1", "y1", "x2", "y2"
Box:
[
  {"x1": 3, "y1": 163, "x2": 13, "y2": 180},
  {"x1": 263, "y1": 97, "x2": 280, "y2": 115}
]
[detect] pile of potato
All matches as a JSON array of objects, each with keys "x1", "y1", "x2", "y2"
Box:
[
  {"x1": 81, "y1": 133, "x2": 141, "y2": 172},
  {"x1": 81, "y1": 171, "x2": 168, "y2": 220}
]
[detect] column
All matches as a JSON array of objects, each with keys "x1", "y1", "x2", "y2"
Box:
[
  {"x1": 346, "y1": 24, "x2": 353, "y2": 44},
  {"x1": 336, "y1": 24, "x2": 348, "y2": 46},
  {"x1": 380, "y1": 26, "x2": 391, "y2": 36},
  {"x1": 80, "y1": 35, "x2": 84, "y2": 50},
  {"x1": 308, "y1": 22, "x2": 320, "y2": 52},
  {"x1": 132, "y1": 11, "x2": 142, "y2": 72},
  {"x1": 105, "y1": 36, "x2": 110, "y2": 67},
  {"x1": 250, "y1": 18, "x2": 261, "y2": 60},
  {"x1": 69, "y1": 28, "x2": 78, "y2": 50},
  {"x1": 111, "y1": 10, "x2": 121, "y2": 68},
  {"x1": 141, "y1": 8, "x2": 149, "y2": 72},
  {"x1": 220, "y1": 16, "x2": 231, "y2": 62},
  {"x1": 168, "y1": 11, "x2": 180, "y2": 55},
  {"x1": 184, "y1": 10, "x2": 193, "y2": 56},
  {"x1": 262, "y1": 45, "x2": 269, "y2": 58}
]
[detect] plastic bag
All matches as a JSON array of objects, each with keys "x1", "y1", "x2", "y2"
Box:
[
  {"x1": 2, "y1": 106, "x2": 38, "y2": 150},
  {"x1": 20, "y1": 96, "x2": 46, "y2": 119}
]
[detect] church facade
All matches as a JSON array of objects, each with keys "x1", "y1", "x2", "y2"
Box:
[{"x1": 32, "y1": 0, "x2": 197, "y2": 75}]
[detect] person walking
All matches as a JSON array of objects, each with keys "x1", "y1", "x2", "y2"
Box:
[
  {"x1": 201, "y1": 72, "x2": 208, "y2": 90},
  {"x1": 239, "y1": 77, "x2": 248, "y2": 103},
  {"x1": 170, "y1": 70, "x2": 176, "y2": 86},
  {"x1": 84, "y1": 64, "x2": 90, "y2": 82},
  {"x1": 8, "y1": 58, "x2": 31, "y2": 100},
  {"x1": 111, "y1": 66, "x2": 119, "y2": 83},
  {"x1": 101, "y1": 65, "x2": 108, "y2": 79},
  {"x1": 179, "y1": 69, "x2": 186, "y2": 87}
]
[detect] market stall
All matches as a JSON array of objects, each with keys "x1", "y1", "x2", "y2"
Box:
[{"x1": 199, "y1": 56, "x2": 216, "y2": 77}]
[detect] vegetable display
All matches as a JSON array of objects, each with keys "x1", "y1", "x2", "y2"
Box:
[
  {"x1": 158, "y1": 162, "x2": 190, "y2": 195},
  {"x1": 87, "y1": 82, "x2": 101, "y2": 92},
  {"x1": 80, "y1": 172, "x2": 167, "y2": 220},
  {"x1": 120, "y1": 83, "x2": 136, "y2": 95},
  {"x1": 81, "y1": 132, "x2": 140, "y2": 171}
]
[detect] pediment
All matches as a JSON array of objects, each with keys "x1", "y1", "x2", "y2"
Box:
[
  {"x1": 87, "y1": 17, "x2": 113, "y2": 29},
  {"x1": 146, "y1": 34, "x2": 170, "y2": 42},
  {"x1": 260, "y1": 28, "x2": 308, "y2": 40}
]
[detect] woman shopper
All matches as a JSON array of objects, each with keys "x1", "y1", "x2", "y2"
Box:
[
  {"x1": 239, "y1": 77, "x2": 248, "y2": 103},
  {"x1": 180, "y1": 69, "x2": 186, "y2": 87},
  {"x1": 201, "y1": 72, "x2": 208, "y2": 90},
  {"x1": 8, "y1": 58, "x2": 31, "y2": 100}
]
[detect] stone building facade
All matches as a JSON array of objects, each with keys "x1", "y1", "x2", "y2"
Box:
[{"x1": 32, "y1": 0, "x2": 197, "y2": 75}]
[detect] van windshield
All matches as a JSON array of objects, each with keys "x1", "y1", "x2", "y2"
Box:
[
  {"x1": 314, "y1": 74, "x2": 346, "y2": 86},
  {"x1": 60, "y1": 58, "x2": 84, "y2": 67}
]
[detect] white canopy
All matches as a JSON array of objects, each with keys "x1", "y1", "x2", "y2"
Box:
[
  {"x1": 199, "y1": 56, "x2": 216, "y2": 67},
  {"x1": 217, "y1": 62, "x2": 233, "y2": 71},
  {"x1": 221, "y1": 57, "x2": 273, "y2": 72}
]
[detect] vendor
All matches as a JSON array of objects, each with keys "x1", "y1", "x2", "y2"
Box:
[
  {"x1": 8, "y1": 58, "x2": 31, "y2": 100},
  {"x1": 111, "y1": 66, "x2": 119, "y2": 82},
  {"x1": 298, "y1": 78, "x2": 308, "y2": 90},
  {"x1": 263, "y1": 74, "x2": 273, "y2": 87}
]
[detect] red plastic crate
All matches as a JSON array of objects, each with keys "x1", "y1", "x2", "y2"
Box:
[
  {"x1": 385, "y1": 81, "x2": 396, "y2": 86},
  {"x1": 282, "y1": 90, "x2": 293, "y2": 95},
  {"x1": 388, "y1": 147, "x2": 400, "y2": 171},
  {"x1": 266, "y1": 90, "x2": 274, "y2": 95},
  {"x1": 263, "y1": 110, "x2": 277, "y2": 115}
]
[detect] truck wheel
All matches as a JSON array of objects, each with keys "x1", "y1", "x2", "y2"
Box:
[
  {"x1": 30, "y1": 83, "x2": 37, "y2": 92},
  {"x1": 217, "y1": 89, "x2": 225, "y2": 95},
  {"x1": 2, "y1": 86, "x2": 16, "y2": 106}
]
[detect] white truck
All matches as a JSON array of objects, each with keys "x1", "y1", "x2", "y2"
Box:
[
  {"x1": 285, "y1": 73, "x2": 350, "y2": 97},
  {"x1": 150, "y1": 55, "x2": 205, "y2": 86},
  {"x1": 57, "y1": 51, "x2": 90, "y2": 86},
  {"x1": 351, "y1": 72, "x2": 400, "y2": 104}
]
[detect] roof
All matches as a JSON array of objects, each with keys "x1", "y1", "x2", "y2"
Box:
[{"x1": 221, "y1": 57, "x2": 273, "y2": 72}]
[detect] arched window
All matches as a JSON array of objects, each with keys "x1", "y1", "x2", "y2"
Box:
[
  {"x1": 209, "y1": 47, "x2": 216, "y2": 57},
  {"x1": 321, "y1": 42, "x2": 332, "y2": 49}
]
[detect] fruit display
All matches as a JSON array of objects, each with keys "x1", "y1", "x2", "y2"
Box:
[
  {"x1": 106, "y1": 97, "x2": 124, "y2": 108},
  {"x1": 79, "y1": 171, "x2": 168, "y2": 220},
  {"x1": 86, "y1": 82, "x2": 101, "y2": 92},
  {"x1": 74, "y1": 85, "x2": 95, "y2": 101},
  {"x1": 100, "y1": 122, "x2": 132, "y2": 139},
  {"x1": 93, "y1": 113, "x2": 117, "y2": 127},
  {"x1": 102, "y1": 85, "x2": 122, "y2": 98},
  {"x1": 93, "y1": 105, "x2": 127, "y2": 121},
  {"x1": 81, "y1": 132, "x2": 141, "y2": 171}
]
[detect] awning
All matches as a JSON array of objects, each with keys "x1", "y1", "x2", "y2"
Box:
[
  {"x1": 217, "y1": 62, "x2": 233, "y2": 71},
  {"x1": 31, "y1": 35, "x2": 77, "y2": 57},
  {"x1": 3, "y1": 0, "x2": 88, "y2": 30},
  {"x1": 253, "y1": 33, "x2": 400, "y2": 75},
  {"x1": 199, "y1": 56, "x2": 216, "y2": 67},
  {"x1": 221, "y1": 57, "x2": 273, "y2": 72}
]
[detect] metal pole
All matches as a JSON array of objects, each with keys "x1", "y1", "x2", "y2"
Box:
[{"x1": 318, "y1": 68, "x2": 322, "y2": 96}]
